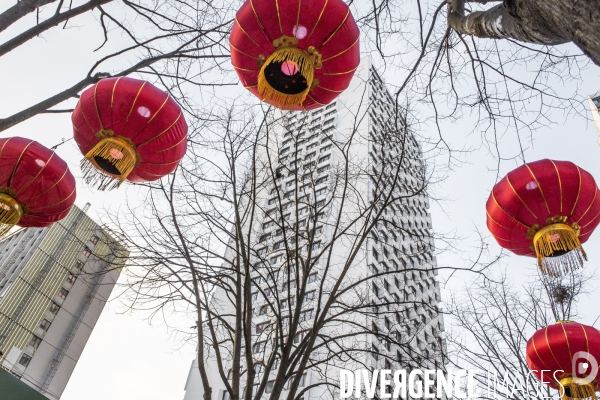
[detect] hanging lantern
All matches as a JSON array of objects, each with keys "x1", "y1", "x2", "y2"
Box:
[
  {"x1": 0, "y1": 137, "x2": 76, "y2": 236},
  {"x1": 527, "y1": 321, "x2": 600, "y2": 400},
  {"x1": 230, "y1": 0, "x2": 360, "y2": 110},
  {"x1": 72, "y1": 77, "x2": 188, "y2": 190},
  {"x1": 486, "y1": 159, "x2": 600, "y2": 275}
]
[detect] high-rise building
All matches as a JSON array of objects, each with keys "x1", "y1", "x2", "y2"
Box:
[
  {"x1": 588, "y1": 91, "x2": 600, "y2": 143},
  {"x1": 0, "y1": 204, "x2": 128, "y2": 400},
  {"x1": 183, "y1": 56, "x2": 444, "y2": 400}
]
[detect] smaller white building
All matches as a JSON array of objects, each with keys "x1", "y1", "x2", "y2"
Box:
[{"x1": 0, "y1": 204, "x2": 128, "y2": 400}]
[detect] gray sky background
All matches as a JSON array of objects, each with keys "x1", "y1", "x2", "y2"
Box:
[{"x1": 0, "y1": 2, "x2": 599, "y2": 399}]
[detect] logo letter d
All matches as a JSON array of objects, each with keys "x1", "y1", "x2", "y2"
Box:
[{"x1": 572, "y1": 351, "x2": 598, "y2": 385}]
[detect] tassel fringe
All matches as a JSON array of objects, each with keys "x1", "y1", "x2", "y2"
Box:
[
  {"x1": 560, "y1": 377, "x2": 597, "y2": 400},
  {"x1": 533, "y1": 223, "x2": 586, "y2": 276},
  {"x1": 82, "y1": 136, "x2": 138, "y2": 191},
  {"x1": 258, "y1": 46, "x2": 314, "y2": 109},
  {"x1": 0, "y1": 193, "x2": 23, "y2": 237}
]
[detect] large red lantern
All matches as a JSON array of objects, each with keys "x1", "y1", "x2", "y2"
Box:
[
  {"x1": 486, "y1": 159, "x2": 600, "y2": 275},
  {"x1": 527, "y1": 321, "x2": 600, "y2": 400},
  {"x1": 72, "y1": 77, "x2": 188, "y2": 190},
  {"x1": 230, "y1": 0, "x2": 360, "y2": 110},
  {"x1": 0, "y1": 137, "x2": 76, "y2": 236}
]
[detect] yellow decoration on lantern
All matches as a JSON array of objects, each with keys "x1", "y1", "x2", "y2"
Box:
[
  {"x1": 82, "y1": 136, "x2": 139, "y2": 191},
  {"x1": 0, "y1": 192, "x2": 23, "y2": 237},
  {"x1": 532, "y1": 221, "x2": 586, "y2": 276}
]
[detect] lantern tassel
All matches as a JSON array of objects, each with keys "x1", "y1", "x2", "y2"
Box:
[
  {"x1": 533, "y1": 223, "x2": 586, "y2": 276},
  {"x1": 258, "y1": 46, "x2": 315, "y2": 109},
  {"x1": 82, "y1": 136, "x2": 138, "y2": 191},
  {"x1": 560, "y1": 377, "x2": 597, "y2": 400},
  {"x1": 0, "y1": 192, "x2": 23, "y2": 237}
]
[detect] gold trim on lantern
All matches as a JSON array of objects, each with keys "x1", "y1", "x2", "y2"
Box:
[
  {"x1": 559, "y1": 377, "x2": 597, "y2": 400},
  {"x1": 0, "y1": 192, "x2": 23, "y2": 237},
  {"x1": 81, "y1": 136, "x2": 139, "y2": 191},
  {"x1": 257, "y1": 37, "x2": 322, "y2": 109},
  {"x1": 533, "y1": 222, "x2": 587, "y2": 276}
]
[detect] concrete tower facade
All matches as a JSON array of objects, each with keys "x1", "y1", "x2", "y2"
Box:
[
  {"x1": 0, "y1": 204, "x2": 128, "y2": 400},
  {"x1": 184, "y1": 56, "x2": 444, "y2": 400}
]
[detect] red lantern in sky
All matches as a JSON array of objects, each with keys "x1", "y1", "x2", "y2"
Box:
[
  {"x1": 527, "y1": 321, "x2": 600, "y2": 400},
  {"x1": 486, "y1": 159, "x2": 600, "y2": 275},
  {"x1": 72, "y1": 77, "x2": 188, "y2": 190},
  {"x1": 230, "y1": 0, "x2": 360, "y2": 110},
  {"x1": 0, "y1": 137, "x2": 76, "y2": 236}
]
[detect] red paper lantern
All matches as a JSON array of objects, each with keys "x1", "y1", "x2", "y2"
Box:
[
  {"x1": 230, "y1": 0, "x2": 360, "y2": 110},
  {"x1": 527, "y1": 321, "x2": 600, "y2": 400},
  {"x1": 486, "y1": 159, "x2": 600, "y2": 275},
  {"x1": 72, "y1": 77, "x2": 188, "y2": 190},
  {"x1": 0, "y1": 137, "x2": 76, "y2": 236}
]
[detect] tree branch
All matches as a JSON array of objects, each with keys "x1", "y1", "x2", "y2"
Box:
[
  {"x1": 0, "y1": 0, "x2": 59, "y2": 33},
  {"x1": 0, "y1": 72, "x2": 108, "y2": 132},
  {"x1": 0, "y1": 0, "x2": 113, "y2": 58}
]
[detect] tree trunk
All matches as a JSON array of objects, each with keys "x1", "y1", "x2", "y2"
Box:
[{"x1": 448, "y1": 0, "x2": 600, "y2": 66}]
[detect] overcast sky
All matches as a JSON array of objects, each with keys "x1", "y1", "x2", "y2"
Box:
[{"x1": 1, "y1": 2, "x2": 599, "y2": 400}]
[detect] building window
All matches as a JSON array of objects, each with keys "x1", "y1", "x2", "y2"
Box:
[
  {"x1": 385, "y1": 317, "x2": 392, "y2": 330},
  {"x1": 372, "y1": 284, "x2": 380, "y2": 298},
  {"x1": 29, "y1": 336, "x2": 42, "y2": 349},
  {"x1": 294, "y1": 330, "x2": 309, "y2": 344},
  {"x1": 82, "y1": 248, "x2": 91, "y2": 257},
  {"x1": 90, "y1": 235, "x2": 99, "y2": 244},
  {"x1": 318, "y1": 154, "x2": 330, "y2": 163},
  {"x1": 315, "y1": 176, "x2": 327, "y2": 185},
  {"x1": 252, "y1": 342, "x2": 266, "y2": 354},
  {"x1": 304, "y1": 290, "x2": 315, "y2": 303},
  {"x1": 266, "y1": 380, "x2": 274, "y2": 393},
  {"x1": 257, "y1": 248, "x2": 267, "y2": 256},
  {"x1": 256, "y1": 322, "x2": 269, "y2": 334},
  {"x1": 311, "y1": 242, "x2": 321, "y2": 251},
  {"x1": 299, "y1": 309, "x2": 313, "y2": 322},
  {"x1": 254, "y1": 363, "x2": 264, "y2": 375},
  {"x1": 75, "y1": 260, "x2": 85, "y2": 271},
  {"x1": 371, "y1": 344, "x2": 379, "y2": 361},
  {"x1": 307, "y1": 274, "x2": 318, "y2": 284},
  {"x1": 39, "y1": 319, "x2": 51, "y2": 331},
  {"x1": 317, "y1": 165, "x2": 330, "y2": 174},
  {"x1": 258, "y1": 305, "x2": 269, "y2": 315},
  {"x1": 58, "y1": 288, "x2": 69, "y2": 300},
  {"x1": 298, "y1": 373, "x2": 307, "y2": 387},
  {"x1": 18, "y1": 354, "x2": 32, "y2": 367},
  {"x1": 263, "y1": 221, "x2": 274, "y2": 230},
  {"x1": 67, "y1": 274, "x2": 76, "y2": 285},
  {"x1": 49, "y1": 302, "x2": 60, "y2": 315},
  {"x1": 315, "y1": 226, "x2": 323, "y2": 235}
]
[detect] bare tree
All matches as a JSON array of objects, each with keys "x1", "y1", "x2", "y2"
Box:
[
  {"x1": 446, "y1": 269, "x2": 591, "y2": 400},
  {"x1": 102, "y1": 71, "x2": 491, "y2": 400}
]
